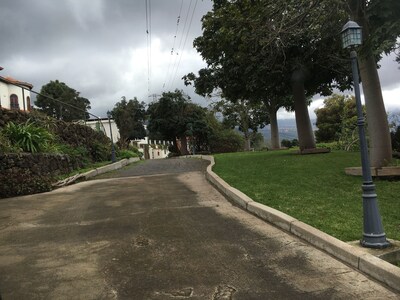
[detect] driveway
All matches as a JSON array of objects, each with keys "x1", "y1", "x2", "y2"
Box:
[{"x1": 0, "y1": 158, "x2": 398, "y2": 299}]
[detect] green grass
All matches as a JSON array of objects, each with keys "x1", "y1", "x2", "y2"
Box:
[{"x1": 213, "y1": 150, "x2": 400, "y2": 241}]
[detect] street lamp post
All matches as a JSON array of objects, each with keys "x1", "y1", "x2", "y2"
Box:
[
  {"x1": 341, "y1": 21, "x2": 390, "y2": 248},
  {"x1": 107, "y1": 111, "x2": 116, "y2": 163}
]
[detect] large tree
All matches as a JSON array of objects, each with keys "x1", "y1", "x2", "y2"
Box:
[
  {"x1": 190, "y1": 0, "x2": 351, "y2": 152},
  {"x1": 315, "y1": 94, "x2": 358, "y2": 144},
  {"x1": 35, "y1": 80, "x2": 91, "y2": 122},
  {"x1": 147, "y1": 90, "x2": 210, "y2": 155},
  {"x1": 213, "y1": 99, "x2": 269, "y2": 151},
  {"x1": 111, "y1": 97, "x2": 146, "y2": 148},
  {"x1": 346, "y1": 0, "x2": 400, "y2": 166}
]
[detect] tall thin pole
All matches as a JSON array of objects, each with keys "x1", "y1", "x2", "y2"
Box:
[
  {"x1": 350, "y1": 50, "x2": 390, "y2": 249},
  {"x1": 108, "y1": 114, "x2": 116, "y2": 163}
]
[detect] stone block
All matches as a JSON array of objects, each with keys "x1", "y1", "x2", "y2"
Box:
[
  {"x1": 359, "y1": 253, "x2": 400, "y2": 293},
  {"x1": 247, "y1": 202, "x2": 295, "y2": 232},
  {"x1": 290, "y1": 220, "x2": 362, "y2": 269}
]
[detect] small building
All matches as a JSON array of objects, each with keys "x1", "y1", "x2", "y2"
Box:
[
  {"x1": 84, "y1": 118, "x2": 171, "y2": 159},
  {"x1": 0, "y1": 76, "x2": 33, "y2": 111},
  {"x1": 85, "y1": 118, "x2": 120, "y2": 144}
]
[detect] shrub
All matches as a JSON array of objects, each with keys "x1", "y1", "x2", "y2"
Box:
[
  {"x1": 391, "y1": 126, "x2": 400, "y2": 152},
  {"x1": 281, "y1": 139, "x2": 292, "y2": 148},
  {"x1": 117, "y1": 150, "x2": 138, "y2": 159},
  {"x1": 2, "y1": 121, "x2": 54, "y2": 153},
  {"x1": 209, "y1": 129, "x2": 244, "y2": 153},
  {"x1": 0, "y1": 169, "x2": 52, "y2": 198}
]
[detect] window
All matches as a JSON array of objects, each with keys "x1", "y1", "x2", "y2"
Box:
[{"x1": 10, "y1": 94, "x2": 19, "y2": 110}]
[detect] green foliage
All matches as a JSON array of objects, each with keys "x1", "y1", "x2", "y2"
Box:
[
  {"x1": 213, "y1": 99, "x2": 269, "y2": 149},
  {"x1": 209, "y1": 129, "x2": 244, "y2": 154},
  {"x1": 213, "y1": 150, "x2": 400, "y2": 241},
  {"x1": 117, "y1": 150, "x2": 138, "y2": 159},
  {"x1": 0, "y1": 169, "x2": 52, "y2": 198},
  {"x1": 389, "y1": 112, "x2": 400, "y2": 153},
  {"x1": 250, "y1": 132, "x2": 265, "y2": 151},
  {"x1": 316, "y1": 142, "x2": 342, "y2": 151},
  {"x1": 315, "y1": 94, "x2": 361, "y2": 151},
  {"x1": 281, "y1": 139, "x2": 299, "y2": 148},
  {"x1": 148, "y1": 90, "x2": 211, "y2": 154},
  {"x1": 89, "y1": 141, "x2": 110, "y2": 162},
  {"x1": 206, "y1": 112, "x2": 244, "y2": 153},
  {"x1": 391, "y1": 126, "x2": 400, "y2": 153},
  {"x1": 2, "y1": 121, "x2": 54, "y2": 153},
  {"x1": 0, "y1": 131, "x2": 19, "y2": 153},
  {"x1": 35, "y1": 80, "x2": 91, "y2": 121},
  {"x1": 55, "y1": 144, "x2": 90, "y2": 165},
  {"x1": 111, "y1": 97, "x2": 146, "y2": 148}
]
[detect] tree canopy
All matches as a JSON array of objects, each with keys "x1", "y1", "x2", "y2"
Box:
[
  {"x1": 111, "y1": 97, "x2": 146, "y2": 148},
  {"x1": 346, "y1": 0, "x2": 400, "y2": 166},
  {"x1": 315, "y1": 94, "x2": 358, "y2": 144},
  {"x1": 188, "y1": 0, "x2": 352, "y2": 151},
  {"x1": 35, "y1": 80, "x2": 91, "y2": 122},
  {"x1": 212, "y1": 99, "x2": 269, "y2": 151},
  {"x1": 147, "y1": 90, "x2": 210, "y2": 155}
]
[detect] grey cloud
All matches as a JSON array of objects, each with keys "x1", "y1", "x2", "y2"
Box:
[{"x1": 1, "y1": 0, "x2": 398, "y2": 119}]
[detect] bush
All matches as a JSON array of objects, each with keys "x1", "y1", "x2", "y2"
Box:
[
  {"x1": 117, "y1": 150, "x2": 138, "y2": 159},
  {"x1": 2, "y1": 121, "x2": 54, "y2": 153},
  {"x1": 209, "y1": 129, "x2": 244, "y2": 153},
  {"x1": 0, "y1": 169, "x2": 52, "y2": 198},
  {"x1": 55, "y1": 144, "x2": 90, "y2": 166},
  {"x1": 281, "y1": 139, "x2": 292, "y2": 148},
  {"x1": 391, "y1": 126, "x2": 400, "y2": 152}
]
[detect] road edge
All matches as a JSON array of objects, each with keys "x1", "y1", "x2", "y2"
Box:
[{"x1": 187, "y1": 154, "x2": 400, "y2": 293}]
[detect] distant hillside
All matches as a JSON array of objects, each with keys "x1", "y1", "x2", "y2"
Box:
[{"x1": 260, "y1": 118, "x2": 317, "y2": 142}]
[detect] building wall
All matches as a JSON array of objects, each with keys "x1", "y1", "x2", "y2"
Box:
[
  {"x1": 84, "y1": 120, "x2": 172, "y2": 159},
  {"x1": 85, "y1": 118, "x2": 120, "y2": 143},
  {"x1": 0, "y1": 81, "x2": 31, "y2": 111}
]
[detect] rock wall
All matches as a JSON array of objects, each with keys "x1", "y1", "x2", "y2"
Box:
[{"x1": 0, "y1": 153, "x2": 83, "y2": 198}]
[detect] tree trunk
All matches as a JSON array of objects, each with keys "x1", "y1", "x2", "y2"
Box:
[
  {"x1": 291, "y1": 70, "x2": 316, "y2": 150},
  {"x1": 349, "y1": 1, "x2": 392, "y2": 167},
  {"x1": 358, "y1": 54, "x2": 392, "y2": 167},
  {"x1": 269, "y1": 105, "x2": 280, "y2": 149},
  {"x1": 177, "y1": 137, "x2": 189, "y2": 155},
  {"x1": 244, "y1": 131, "x2": 251, "y2": 151}
]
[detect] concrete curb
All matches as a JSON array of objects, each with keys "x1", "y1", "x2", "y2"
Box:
[
  {"x1": 187, "y1": 155, "x2": 400, "y2": 293},
  {"x1": 54, "y1": 157, "x2": 141, "y2": 186}
]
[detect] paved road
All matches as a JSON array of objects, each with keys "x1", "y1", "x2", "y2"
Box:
[{"x1": 0, "y1": 158, "x2": 398, "y2": 299}]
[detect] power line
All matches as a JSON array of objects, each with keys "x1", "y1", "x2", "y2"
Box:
[
  {"x1": 162, "y1": 0, "x2": 184, "y2": 89},
  {"x1": 145, "y1": 0, "x2": 152, "y2": 95},
  {"x1": 168, "y1": 0, "x2": 198, "y2": 90}
]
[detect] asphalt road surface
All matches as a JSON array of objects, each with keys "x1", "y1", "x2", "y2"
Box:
[{"x1": 0, "y1": 158, "x2": 398, "y2": 299}]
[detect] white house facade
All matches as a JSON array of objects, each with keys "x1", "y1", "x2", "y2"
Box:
[
  {"x1": 85, "y1": 118, "x2": 120, "y2": 144},
  {"x1": 84, "y1": 119, "x2": 171, "y2": 159},
  {"x1": 0, "y1": 76, "x2": 33, "y2": 111}
]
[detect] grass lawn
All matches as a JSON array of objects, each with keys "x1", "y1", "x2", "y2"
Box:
[{"x1": 213, "y1": 150, "x2": 400, "y2": 242}]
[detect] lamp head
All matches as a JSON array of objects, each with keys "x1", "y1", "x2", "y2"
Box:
[{"x1": 341, "y1": 21, "x2": 362, "y2": 49}]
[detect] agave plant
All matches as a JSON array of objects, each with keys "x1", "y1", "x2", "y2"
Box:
[{"x1": 3, "y1": 121, "x2": 54, "y2": 153}]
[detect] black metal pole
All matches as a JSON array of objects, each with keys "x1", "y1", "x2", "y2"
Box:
[
  {"x1": 350, "y1": 50, "x2": 390, "y2": 249},
  {"x1": 108, "y1": 115, "x2": 116, "y2": 163}
]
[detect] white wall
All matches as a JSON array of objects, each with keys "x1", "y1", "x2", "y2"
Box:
[
  {"x1": 85, "y1": 118, "x2": 120, "y2": 143},
  {"x1": 0, "y1": 81, "x2": 31, "y2": 111}
]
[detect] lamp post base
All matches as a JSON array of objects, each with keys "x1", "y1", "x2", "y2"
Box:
[
  {"x1": 360, "y1": 236, "x2": 391, "y2": 249},
  {"x1": 360, "y1": 183, "x2": 391, "y2": 249}
]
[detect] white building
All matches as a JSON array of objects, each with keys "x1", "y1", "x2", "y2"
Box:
[
  {"x1": 85, "y1": 118, "x2": 120, "y2": 143},
  {"x1": 84, "y1": 119, "x2": 171, "y2": 159},
  {"x1": 0, "y1": 76, "x2": 33, "y2": 111}
]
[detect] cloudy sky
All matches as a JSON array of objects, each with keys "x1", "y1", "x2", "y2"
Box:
[{"x1": 1, "y1": 0, "x2": 399, "y2": 119}]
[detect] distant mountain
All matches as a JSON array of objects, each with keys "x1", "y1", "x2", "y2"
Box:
[{"x1": 259, "y1": 118, "x2": 317, "y2": 142}]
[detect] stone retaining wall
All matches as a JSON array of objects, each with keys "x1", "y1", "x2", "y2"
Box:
[{"x1": 0, "y1": 153, "x2": 83, "y2": 198}]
